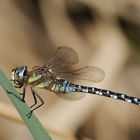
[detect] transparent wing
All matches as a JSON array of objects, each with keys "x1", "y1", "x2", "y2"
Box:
[
  {"x1": 46, "y1": 47, "x2": 79, "y2": 72},
  {"x1": 56, "y1": 66, "x2": 105, "y2": 85},
  {"x1": 45, "y1": 47, "x2": 105, "y2": 85},
  {"x1": 56, "y1": 93, "x2": 85, "y2": 100}
]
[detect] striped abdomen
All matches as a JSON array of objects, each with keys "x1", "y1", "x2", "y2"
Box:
[
  {"x1": 74, "y1": 84, "x2": 140, "y2": 106},
  {"x1": 50, "y1": 79, "x2": 140, "y2": 106}
]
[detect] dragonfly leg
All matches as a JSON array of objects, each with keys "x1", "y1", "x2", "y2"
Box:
[
  {"x1": 29, "y1": 87, "x2": 37, "y2": 108},
  {"x1": 19, "y1": 85, "x2": 26, "y2": 102},
  {"x1": 26, "y1": 87, "x2": 44, "y2": 118}
]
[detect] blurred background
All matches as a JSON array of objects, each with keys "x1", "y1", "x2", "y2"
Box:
[{"x1": 0, "y1": 0, "x2": 140, "y2": 140}]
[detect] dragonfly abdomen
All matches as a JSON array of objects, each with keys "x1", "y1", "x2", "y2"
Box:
[
  {"x1": 50, "y1": 79, "x2": 75, "y2": 93},
  {"x1": 74, "y1": 84, "x2": 140, "y2": 106}
]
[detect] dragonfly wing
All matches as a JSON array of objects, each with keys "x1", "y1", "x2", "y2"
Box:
[
  {"x1": 57, "y1": 66, "x2": 105, "y2": 85},
  {"x1": 46, "y1": 47, "x2": 79, "y2": 72},
  {"x1": 56, "y1": 93, "x2": 85, "y2": 100},
  {"x1": 45, "y1": 47, "x2": 105, "y2": 85}
]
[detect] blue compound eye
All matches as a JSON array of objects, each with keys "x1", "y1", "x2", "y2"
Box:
[{"x1": 17, "y1": 66, "x2": 27, "y2": 80}]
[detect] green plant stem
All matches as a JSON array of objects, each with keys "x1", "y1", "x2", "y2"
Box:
[{"x1": 0, "y1": 69, "x2": 52, "y2": 140}]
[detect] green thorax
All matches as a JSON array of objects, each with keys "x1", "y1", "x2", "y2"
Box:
[
  {"x1": 28, "y1": 70, "x2": 55, "y2": 89},
  {"x1": 28, "y1": 74, "x2": 42, "y2": 83}
]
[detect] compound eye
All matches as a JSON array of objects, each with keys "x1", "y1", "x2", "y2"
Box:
[{"x1": 18, "y1": 66, "x2": 27, "y2": 78}]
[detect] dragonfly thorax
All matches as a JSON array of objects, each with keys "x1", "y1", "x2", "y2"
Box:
[{"x1": 26, "y1": 67, "x2": 56, "y2": 88}]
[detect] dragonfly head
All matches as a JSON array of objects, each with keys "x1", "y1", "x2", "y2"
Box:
[{"x1": 11, "y1": 66, "x2": 28, "y2": 87}]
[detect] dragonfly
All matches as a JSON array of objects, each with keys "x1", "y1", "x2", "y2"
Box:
[{"x1": 11, "y1": 47, "x2": 140, "y2": 118}]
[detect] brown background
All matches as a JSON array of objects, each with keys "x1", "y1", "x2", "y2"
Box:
[{"x1": 0, "y1": 0, "x2": 140, "y2": 140}]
